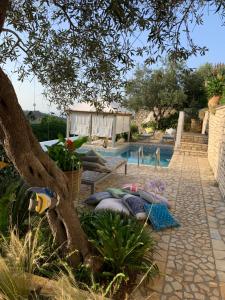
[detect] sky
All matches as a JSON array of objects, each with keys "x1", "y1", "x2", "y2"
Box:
[{"x1": 4, "y1": 8, "x2": 225, "y2": 114}]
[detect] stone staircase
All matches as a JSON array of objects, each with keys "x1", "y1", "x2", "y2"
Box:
[{"x1": 175, "y1": 133, "x2": 208, "y2": 157}]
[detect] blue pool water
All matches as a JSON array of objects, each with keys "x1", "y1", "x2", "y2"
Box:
[{"x1": 81, "y1": 144, "x2": 173, "y2": 167}]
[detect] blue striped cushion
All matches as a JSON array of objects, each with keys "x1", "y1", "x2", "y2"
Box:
[{"x1": 144, "y1": 203, "x2": 180, "y2": 231}]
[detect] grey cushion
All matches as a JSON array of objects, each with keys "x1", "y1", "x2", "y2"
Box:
[
  {"x1": 82, "y1": 161, "x2": 111, "y2": 173},
  {"x1": 81, "y1": 155, "x2": 105, "y2": 166},
  {"x1": 122, "y1": 194, "x2": 148, "y2": 220},
  {"x1": 95, "y1": 198, "x2": 130, "y2": 215},
  {"x1": 85, "y1": 191, "x2": 112, "y2": 205},
  {"x1": 139, "y1": 190, "x2": 155, "y2": 203},
  {"x1": 86, "y1": 150, "x2": 107, "y2": 164}
]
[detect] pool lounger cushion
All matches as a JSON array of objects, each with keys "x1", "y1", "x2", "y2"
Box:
[
  {"x1": 85, "y1": 149, "x2": 107, "y2": 163},
  {"x1": 144, "y1": 203, "x2": 180, "y2": 231},
  {"x1": 82, "y1": 161, "x2": 111, "y2": 173}
]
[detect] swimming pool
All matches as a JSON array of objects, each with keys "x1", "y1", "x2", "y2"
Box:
[{"x1": 81, "y1": 144, "x2": 173, "y2": 167}]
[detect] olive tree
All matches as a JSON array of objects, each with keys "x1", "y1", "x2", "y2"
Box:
[{"x1": 0, "y1": 0, "x2": 224, "y2": 268}]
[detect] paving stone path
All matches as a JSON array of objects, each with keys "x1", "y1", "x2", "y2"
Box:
[{"x1": 78, "y1": 153, "x2": 225, "y2": 299}]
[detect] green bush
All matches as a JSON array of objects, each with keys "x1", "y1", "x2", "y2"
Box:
[
  {"x1": 80, "y1": 211, "x2": 158, "y2": 283},
  {"x1": 142, "y1": 120, "x2": 156, "y2": 129},
  {"x1": 0, "y1": 179, "x2": 32, "y2": 235},
  {"x1": 130, "y1": 123, "x2": 139, "y2": 135},
  {"x1": 31, "y1": 116, "x2": 66, "y2": 142},
  {"x1": 158, "y1": 112, "x2": 179, "y2": 130}
]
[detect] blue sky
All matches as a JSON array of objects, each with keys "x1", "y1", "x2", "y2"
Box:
[{"x1": 4, "y1": 9, "x2": 225, "y2": 114}]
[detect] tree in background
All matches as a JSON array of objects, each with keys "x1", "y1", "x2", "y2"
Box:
[
  {"x1": 182, "y1": 68, "x2": 208, "y2": 109},
  {"x1": 124, "y1": 62, "x2": 187, "y2": 126},
  {"x1": 0, "y1": 0, "x2": 225, "y2": 268},
  {"x1": 31, "y1": 116, "x2": 66, "y2": 142}
]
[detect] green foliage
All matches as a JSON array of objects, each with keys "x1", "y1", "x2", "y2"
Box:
[
  {"x1": 125, "y1": 62, "x2": 187, "y2": 123},
  {"x1": 158, "y1": 112, "x2": 179, "y2": 130},
  {"x1": 206, "y1": 77, "x2": 225, "y2": 98},
  {"x1": 142, "y1": 121, "x2": 156, "y2": 129},
  {"x1": 0, "y1": 177, "x2": 32, "y2": 235},
  {"x1": 80, "y1": 211, "x2": 158, "y2": 283},
  {"x1": 31, "y1": 116, "x2": 66, "y2": 142},
  {"x1": 46, "y1": 135, "x2": 88, "y2": 171},
  {"x1": 0, "y1": 146, "x2": 18, "y2": 188},
  {"x1": 130, "y1": 123, "x2": 139, "y2": 134},
  {"x1": 2, "y1": 2, "x2": 225, "y2": 107},
  {"x1": 182, "y1": 69, "x2": 208, "y2": 108},
  {"x1": 0, "y1": 257, "x2": 30, "y2": 300}
]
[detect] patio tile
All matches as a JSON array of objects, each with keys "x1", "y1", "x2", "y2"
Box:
[{"x1": 78, "y1": 153, "x2": 224, "y2": 299}]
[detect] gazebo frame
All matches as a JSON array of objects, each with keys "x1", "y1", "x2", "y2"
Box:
[{"x1": 66, "y1": 109, "x2": 132, "y2": 147}]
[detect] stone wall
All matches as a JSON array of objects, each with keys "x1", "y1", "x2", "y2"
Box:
[
  {"x1": 133, "y1": 109, "x2": 154, "y2": 133},
  {"x1": 208, "y1": 105, "x2": 225, "y2": 198}
]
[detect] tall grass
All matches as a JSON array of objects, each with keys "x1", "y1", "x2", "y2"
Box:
[
  {"x1": 1, "y1": 224, "x2": 46, "y2": 274},
  {"x1": 0, "y1": 258, "x2": 30, "y2": 300}
]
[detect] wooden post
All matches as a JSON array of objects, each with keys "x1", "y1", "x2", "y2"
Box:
[
  {"x1": 89, "y1": 113, "x2": 92, "y2": 140},
  {"x1": 112, "y1": 115, "x2": 117, "y2": 148},
  {"x1": 127, "y1": 116, "x2": 131, "y2": 142},
  {"x1": 66, "y1": 112, "x2": 70, "y2": 138}
]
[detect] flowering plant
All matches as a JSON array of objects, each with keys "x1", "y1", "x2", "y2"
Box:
[
  {"x1": 46, "y1": 135, "x2": 88, "y2": 172},
  {"x1": 145, "y1": 179, "x2": 166, "y2": 195}
]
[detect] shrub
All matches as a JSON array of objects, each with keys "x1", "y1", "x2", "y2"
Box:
[
  {"x1": 31, "y1": 116, "x2": 66, "y2": 142},
  {"x1": 80, "y1": 211, "x2": 158, "y2": 284},
  {"x1": 0, "y1": 179, "x2": 32, "y2": 235},
  {"x1": 142, "y1": 120, "x2": 156, "y2": 129},
  {"x1": 158, "y1": 112, "x2": 179, "y2": 130},
  {"x1": 130, "y1": 123, "x2": 139, "y2": 135}
]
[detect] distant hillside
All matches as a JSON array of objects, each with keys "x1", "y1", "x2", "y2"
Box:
[
  {"x1": 24, "y1": 110, "x2": 65, "y2": 124},
  {"x1": 24, "y1": 110, "x2": 48, "y2": 124},
  {"x1": 23, "y1": 111, "x2": 66, "y2": 141}
]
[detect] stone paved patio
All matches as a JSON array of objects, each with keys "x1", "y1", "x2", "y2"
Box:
[{"x1": 78, "y1": 153, "x2": 225, "y2": 299}]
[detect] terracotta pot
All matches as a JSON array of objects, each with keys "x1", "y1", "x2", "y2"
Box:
[
  {"x1": 64, "y1": 167, "x2": 83, "y2": 204},
  {"x1": 208, "y1": 95, "x2": 221, "y2": 109}
]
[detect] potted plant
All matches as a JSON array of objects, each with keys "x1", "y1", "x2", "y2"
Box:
[
  {"x1": 46, "y1": 135, "x2": 88, "y2": 203},
  {"x1": 206, "y1": 65, "x2": 225, "y2": 110}
]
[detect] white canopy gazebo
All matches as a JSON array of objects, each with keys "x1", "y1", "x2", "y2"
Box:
[{"x1": 66, "y1": 103, "x2": 132, "y2": 147}]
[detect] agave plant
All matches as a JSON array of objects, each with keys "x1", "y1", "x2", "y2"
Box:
[{"x1": 80, "y1": 211, "x2": 158, "y2": 281}]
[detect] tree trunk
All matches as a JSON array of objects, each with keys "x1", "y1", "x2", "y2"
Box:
[{"x1": 0, "y1": 67, "x2": 91, "y2": 267}]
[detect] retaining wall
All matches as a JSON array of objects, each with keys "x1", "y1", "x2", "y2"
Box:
[{"x1": 208, "y1": 105, "x2": 225, "y2": 198}]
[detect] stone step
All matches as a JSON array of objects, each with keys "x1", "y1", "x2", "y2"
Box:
[
  {"x1": 179, "y1": 142, "x2": 208, "y2": 152},
  {"x1": 174, "y1": 149, "x2": 208, "y2": 157},
  {"x1": 181, "y1": 133, "x2": 208, "y2": 144}
]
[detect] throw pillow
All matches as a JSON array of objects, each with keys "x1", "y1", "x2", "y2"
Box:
[
  {"x1": 144, "y1": 203, "x2": 180, "y2": 231},
  {"x1": 95, "y1": 198, "x2": 130, "y2": 215},
  {"x1": 84, "y1": 191, "x2": 112, "y2": 205},
  {"x1": 122, "y1": 194, "x2": 148, "y2": 220},
  {"x1": 140, "y1": 190, "x2": 170, "y2": 208}
]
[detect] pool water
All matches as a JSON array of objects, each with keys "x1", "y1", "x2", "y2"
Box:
[{"x1": 81, "y1": 144, "x2": 173, "y2": 167}]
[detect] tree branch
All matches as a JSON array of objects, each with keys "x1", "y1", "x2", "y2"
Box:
[
  {"x1": 2, "y1": 27, "x2": 28, "y2": 53},
  {"x1": 0, "y1": 0, "x2": 9, "y2": 33},
  {"x1": 52, "y1": 0, "x2": 76, "y2": 30}
]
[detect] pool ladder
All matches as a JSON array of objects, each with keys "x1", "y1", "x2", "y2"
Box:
[
  {"x1": 137, "y1": 146, "x2": 161, "y2": 167},
  {"x1": 137, "y1": 146, "x2": 143, "y2": 166},
  {"x1": 155, "y1": 147, "x2": 160, "y2": 169}
]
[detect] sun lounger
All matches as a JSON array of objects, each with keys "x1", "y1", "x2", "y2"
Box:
[
  {"x1": 81, "y1": 157, "x2": 127, "y2": 194},
  {"x1": 162, "y1": 128, "x2": 176, "y2": 143}
]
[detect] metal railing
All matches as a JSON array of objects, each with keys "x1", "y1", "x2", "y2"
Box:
[
  {"x1": 137, "y1": 146, "x2": 143, "y2": 166},
  {"x1": 155, "y1": 147, "x2": 160, "y2": 168}
]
